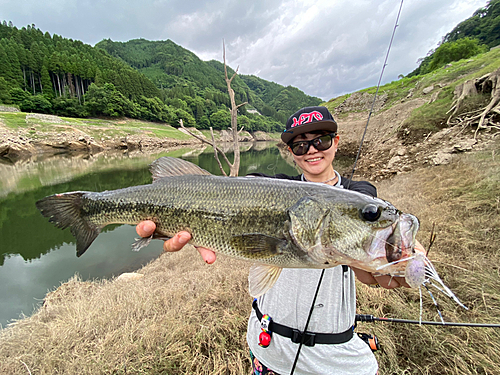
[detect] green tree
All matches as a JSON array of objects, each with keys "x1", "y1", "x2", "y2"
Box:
[
  {"x1": 9, "y1": 87, "x2": 30, "y2": 104},
  {"x1": 0, "y1": 46, "x2": 13, "y2": 83},
  {"x1": 40, "y1": 63, "x2": 53, "y2": 98},
  {"x1": 173, "y1": 108, "x2": 195, "y2": 127},
  {"x1": 209, "y1": 109, "x2": 231, "y2": 130},
  {"x1": 197, "y1": 115, "x2": 210, "y2": 129},
  {"x1": 0, "y1": 77, "x2": 11, "y2": 103},
  {"x1": 20, "y1": 94, "x2": 52, "y2": 113},
  {"x1": 427, "y1": 38, "x2": 488, "y2": 72},
  {"x1": 52, "y1": 97, "x2": 86, "y2": 117},
  {"x1": 84, "y1": 82, "x2": 135, "y2": 117},
  {"x1": 5, "y1": 43, "x2": 23, "y2": 87}
]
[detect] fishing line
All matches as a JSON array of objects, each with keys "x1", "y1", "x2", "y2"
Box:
[
  {"x1": 290, "y1": 3, "x2": 404, "y2": 374},
  {"x1": 346, "y1": 0, "x2": 404, "y2": 189},
  {"x1": 289, "y1": 269, "x2": 325, "y2": 374}
]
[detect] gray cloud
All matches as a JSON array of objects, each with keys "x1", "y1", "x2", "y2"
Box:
[{"x1": 1, "y1": 0, "x2": 487, "y2": 99}]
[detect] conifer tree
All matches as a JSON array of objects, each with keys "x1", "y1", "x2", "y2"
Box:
[{"x1": 41, "y1": 62, "x2": 53, "y2": 97}]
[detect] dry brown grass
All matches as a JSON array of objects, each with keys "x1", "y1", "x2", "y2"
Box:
[
  {"x1": 0, "y1": 141, "x2": 499, "y2": 374},
  {"x1": 357, "y1": 140, "x2": 500, "y2": 374},
  {"x1": 0, "y1": 248, "x2": 252, "y2": 374}
]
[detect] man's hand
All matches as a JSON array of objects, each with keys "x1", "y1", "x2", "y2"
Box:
[
  {"x1": 353, "y1": 240, "x2": 426, "y2": 289},
  {"x1": 352, "y1": 268, "x2": 409, "y2": 288},
  {"x1": 136, "y1": 220, "x2": 216, "y2": 264}
]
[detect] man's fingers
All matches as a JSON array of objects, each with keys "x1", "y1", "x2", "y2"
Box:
[
  {"x1": 162, "y1": 232, "x2": 217, "y2": 264},
  {"x1": 353, "y1": 267, "x2": 410, "y2": 289},
  {"x1": 352, "y1": 267, "x2": 378, "y2": 285},
  {"x1": 164, "y1": 231, "x2": 192, "y2": 252},
  {"x1": 373, "y1": 274, "x2": 409, "y2": 289},
  {"x1": 136, "y1": 220, "x2": 156, "y2": 237},
  {"x1": 197, "y1": 247, "x2": 217, "y2": 264}
]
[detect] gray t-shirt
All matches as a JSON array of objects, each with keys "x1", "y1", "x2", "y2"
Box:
[{"x1": 246, "y1": 172, "x2": 378, "y2": 374}]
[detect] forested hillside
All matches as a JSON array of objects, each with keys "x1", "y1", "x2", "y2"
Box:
[
  {"x1": 0, "y1": 23, "x2": 320, "y2": 132},
  {"x1": 409, "y1": 0, "x2": 500, "y2": 76},
  {"x1": 95, "y1": 38, "x2": 322, "y2": 125}
]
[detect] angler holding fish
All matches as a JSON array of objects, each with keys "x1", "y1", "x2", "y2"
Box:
[
  {"x1": 132, "y1": 106, "x2": 427, "y2": 375},
  {"x1": 37, "y1": 106, "x2": 464, "y2": 374}
]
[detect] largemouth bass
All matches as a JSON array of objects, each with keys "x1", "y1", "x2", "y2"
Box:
[{"x1": 36, "y1": 157, "x2": 464, "y2": 305}]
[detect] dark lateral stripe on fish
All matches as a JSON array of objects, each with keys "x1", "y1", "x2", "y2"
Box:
[{"x1": 36, "y1": 192, "x2": 101, "y2": 257}]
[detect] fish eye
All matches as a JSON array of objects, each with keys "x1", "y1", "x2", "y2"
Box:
[{"x1": 360, "y1": 204, "x2": 382, "y2": 222}]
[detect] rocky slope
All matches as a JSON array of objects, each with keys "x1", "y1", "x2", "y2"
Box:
[{"x1": 335, "y1": 97, "x2": 498, "y2": 182}]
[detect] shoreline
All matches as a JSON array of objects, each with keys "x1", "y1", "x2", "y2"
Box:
[{"x1": 0, "y1": 111, "x2": 279, "y2": 163}]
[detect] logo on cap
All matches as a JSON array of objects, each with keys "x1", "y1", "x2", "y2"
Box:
[{"x1": 291, "y1": 111, "x2": 323, "y2": 128}]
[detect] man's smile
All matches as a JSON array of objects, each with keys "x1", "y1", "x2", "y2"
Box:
[{"x1": 305, "y1": 157, "x2": 323, "y2": 162}]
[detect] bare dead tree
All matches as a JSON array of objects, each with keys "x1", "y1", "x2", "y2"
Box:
[
  {"x1": 179, "y1": 40, "x2": 247, "y2": 176},
  {"x1": 447, "y1": 68, "x2": 500, "y2": 138},
  {"x1": 223, "y1": 39, "x2": 248, "y2": 176},
  {"x1": 179, "y1": 119, "x2": 233, "y2": 176}
]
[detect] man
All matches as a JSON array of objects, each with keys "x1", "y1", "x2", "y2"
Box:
[{"x1": 137, "y1": 106, "x2": 423, "y2": 374}]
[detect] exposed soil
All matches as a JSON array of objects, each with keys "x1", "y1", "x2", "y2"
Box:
[{"x1": 335, "y1": 98, "x2": 498, "y2": 182}]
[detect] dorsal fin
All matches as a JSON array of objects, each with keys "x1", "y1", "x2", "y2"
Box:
[{"x1": 150, "y1": 157, "x2": 212, "y2": 182}]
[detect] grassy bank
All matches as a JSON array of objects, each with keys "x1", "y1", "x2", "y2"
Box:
[
  {"x1": 0, "y1": 248, "x2": 252, "y2": 374},
  {"x1": 0, "y1": 112, "x2": 194, "y2": 142},
  {"x1": 0, "y1": 138, "x2": 498, "y2": 374},
  {"x1": 358, "y1": 139, "x2": 500, "y2": 374}
]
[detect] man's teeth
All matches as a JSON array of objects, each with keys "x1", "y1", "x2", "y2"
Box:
[{"x1": 307, "y1": 157, "x2": 322, "y2": 162}]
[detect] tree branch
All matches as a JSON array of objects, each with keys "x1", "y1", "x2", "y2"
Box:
[
  {"x1": 210, "y1": 127, "x2": 227, "y2": 176},
  {"x1": 236, "y1": 101, "x2": 248, "y2": 110},
  {"x1": 179, "y1": 119, "x2": 232, "y2": 169}
]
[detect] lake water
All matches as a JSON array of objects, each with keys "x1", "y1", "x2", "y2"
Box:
[{"x1": 0, "y1": 142, "x2": 354, "y2": 328}]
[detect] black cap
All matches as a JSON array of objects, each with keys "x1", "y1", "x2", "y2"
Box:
[{"x1": 281, "y1": 106, "x2": 337, "y2": 144}]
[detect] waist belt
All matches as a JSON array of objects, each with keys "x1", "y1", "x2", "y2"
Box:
[{"x1": 252, "y1": 300, "x2": 353, "y2": 347}]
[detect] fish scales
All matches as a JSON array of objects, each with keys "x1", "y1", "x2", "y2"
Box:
[{"x1": 76, "y1": 175, "x2": 321, "y2": 266}]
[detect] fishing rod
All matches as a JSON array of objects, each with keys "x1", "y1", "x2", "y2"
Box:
[
  {"x1": 346, "y1": 0, "x2": 404, "y2": 190},
  {"x1": 290, "y1": 2, "x2": 405, "y2": 374},
  {"x1": 356, "y1": 314, "x2": 500, "y2": 328}
]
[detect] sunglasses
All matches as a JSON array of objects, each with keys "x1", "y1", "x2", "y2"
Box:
[{"x1": 289, "y1": 133, "x2": 336, "y2": 156}]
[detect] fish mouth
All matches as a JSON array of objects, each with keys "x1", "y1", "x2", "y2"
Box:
[
  {"x1": 386, "y1": 213, "x2": 419, "y2": 262},
  {"x1": 367, "y1": 213, "x2": 419, "y2": 271},
  {"x1": 385, "y1": 230, "x2": 401, "y2": 263}
]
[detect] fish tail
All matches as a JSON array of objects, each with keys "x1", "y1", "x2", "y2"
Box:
[{"x1": 36, "y1": 192, "x2": 100, "y2": 257}]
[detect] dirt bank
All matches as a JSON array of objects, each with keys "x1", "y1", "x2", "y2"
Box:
[
  {"x1": 336, "y1": 98, "x2": 498, "y2": 182},
  {"x1": 0, "y1": 113, "x2": 276, "y2": 163}
]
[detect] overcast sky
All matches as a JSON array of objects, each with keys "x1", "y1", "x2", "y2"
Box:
[{"x1": 0, "y1": 0, "x2": 487, "y2": 100}]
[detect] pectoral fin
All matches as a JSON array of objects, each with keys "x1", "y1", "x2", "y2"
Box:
[
  {"x1": 230, "y1": 233, "x2": 285, "y2": 259},
  {"x1": 248, "y1": 264, "x2": 283, "y2": 297},
  {"x1": 131, "y1": 233, "x2": 173, "y2": 252}
]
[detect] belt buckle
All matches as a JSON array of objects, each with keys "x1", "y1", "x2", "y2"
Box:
[{"x1": 291, "y1": 329, "x2": 316, "y2": 347}]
